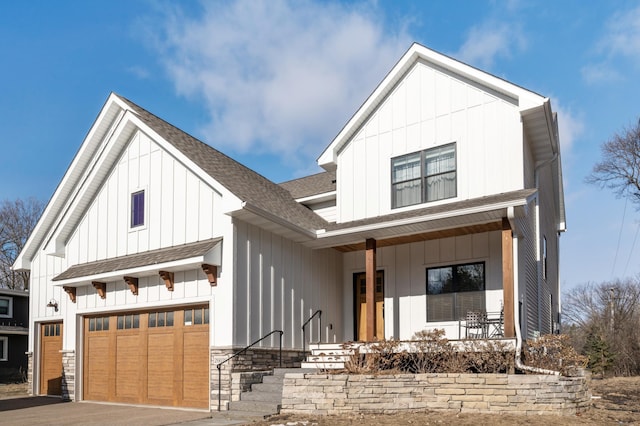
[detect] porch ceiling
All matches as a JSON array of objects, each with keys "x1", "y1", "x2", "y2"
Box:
[
  {"x1": 309, "y1": 188, "x2": 536, "y2": 251},
  {"x1": 330, "y1": 221, "x2": 503, "y2": 252}
]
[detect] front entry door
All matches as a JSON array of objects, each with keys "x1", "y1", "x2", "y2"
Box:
[
  {"x1": 40, "y1": 322, "x2": 63, "y2": 396},
  {"x1": 354, "y1": 271, "x2": 384, "y2": 341}
]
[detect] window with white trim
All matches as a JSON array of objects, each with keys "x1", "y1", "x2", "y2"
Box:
[
  {"x1": 0, "y1": 337, "x2": 7, "y2": 361},
  {"x1": 426, "y1": 262, "x2": 485, "y2": 322},
  {"x1": 392, "y1": 143, "x2": 456, "y2": 209},
  {"x1": 131, "y1": 190, "x2": 145, "y2": 228},
  {"x1": 0, "y1": 296, "x2": 12, "y2": 318}
]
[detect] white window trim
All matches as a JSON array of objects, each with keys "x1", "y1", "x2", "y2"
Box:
[
  {"x1": 0, "y1": 336, "x2": 7, "y2": 361},
  {"x1": 128, "y1": 187, "x2": 148, "y2": 232},
  {"x1": 0, "y1": 296, "x2": 13, "y2": 318}
]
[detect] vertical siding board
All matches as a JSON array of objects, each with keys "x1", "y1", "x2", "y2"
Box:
[
  {"x1": 160, "y1": 153, "x2": 174, "y2": 248},
  {"x1": 148, "y1": 148, "x2": 162, "y2": 251},
  {"x1": 395, "y1": 243, "x2": 412, "y2": 340},
  {"x1": 172, "y1": 164, "x2": 187, "y2": 245}
]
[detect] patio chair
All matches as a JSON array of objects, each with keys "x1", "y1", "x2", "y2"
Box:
[{"x1": 464, "y1": 311, "x2": 486, "y2": 339}]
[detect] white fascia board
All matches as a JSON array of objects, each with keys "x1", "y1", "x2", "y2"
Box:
[
  {"x1": 14, "y1": 95, "x2": 127, "y2": 270},
  {"x1": 295, "y1": 191, "x2": 337, "y2": 204},
  {"x1": 316, "y1": 196, "x2": 533, "y2": 239},
  {"x1": 46, "y1": 109, "x2": 132, "y2": 257},
  {"x1": 241, "y1": 201, "x2": 317, "y2": 239},
  {"x1": 318, "y1": 43, "x2": 545, "y2": 170},
  {"x1": 52, "y1": 253, "x2": 220, "y2": 288}
]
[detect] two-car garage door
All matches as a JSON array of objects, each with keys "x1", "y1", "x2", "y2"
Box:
[{"x1": 83, "y1": 305, "x2": 209, "y2": 409}]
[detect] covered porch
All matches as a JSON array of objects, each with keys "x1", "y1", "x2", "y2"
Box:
[{"x1": 307, "y1": 189, "x2": 537, "y2": 345}]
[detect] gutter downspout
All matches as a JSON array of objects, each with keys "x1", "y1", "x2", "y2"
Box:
[
  {"x1": 534, "y1": 153, "x2": 559, "y2": 334},
  {"x1": 507, "y1": 206, "x2": 559, "y2": 375}
]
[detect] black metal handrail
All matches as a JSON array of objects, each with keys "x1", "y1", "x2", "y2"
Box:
[
  {"x1": 216, "y1": 329, "x2": 284, "y2": 411},
  {"x1": 301, "y1": 309, "x2": 322, "y2": 356}
]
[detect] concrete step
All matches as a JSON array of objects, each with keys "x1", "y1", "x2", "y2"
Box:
[
  {"x1": 250, "y1": 382, "x2": 283, "y2": 393},
  {"x1": 300, "y1": 361, "x2": 345, "y2": 369},
  {"x1": 307, "y1": 343, "x2": 347, "y2": 351},
  {"x1": 307, "y1": 352, "x2": 351, "y2": 360},
  {"x1": 228, "y1": 399, "x2": 280, "y2": 415},
  {"x1": 239, "y1": 389, "x2": 281, "y2": 402}
]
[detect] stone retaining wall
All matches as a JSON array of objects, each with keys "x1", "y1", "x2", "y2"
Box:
[{"x1": 281, "y1": 373, "x2": 590, "y2": 416}]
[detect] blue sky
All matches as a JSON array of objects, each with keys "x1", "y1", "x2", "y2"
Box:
[{"x1": 1, "y1": 0, "x2": 639, "y2": 292}]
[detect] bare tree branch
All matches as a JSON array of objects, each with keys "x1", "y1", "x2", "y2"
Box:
[
  {"x1": 586, "y1": 120, "x2": 640, "y2": 207},
  {"x1": 0, "y1": 198, "x2": 44, "y2": 290}
]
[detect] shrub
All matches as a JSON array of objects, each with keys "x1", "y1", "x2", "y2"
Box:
[
  {"x1": 522, "y1": 334, "x2": 587, "y2": 376},
  {"x1": 342, "y1": 329, "x2": 514, "y2": 375}
]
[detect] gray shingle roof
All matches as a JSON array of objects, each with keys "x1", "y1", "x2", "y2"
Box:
[
  {"x1": 118, "y1": 95, "x2": 328, "y2": 232},
  {"x1": 279, "y1": 171, "x2": 336, "y2": 199},
  {"x1": 324, "y1": 189, "x2": 537, "y2": 231},
  {"x1": 52, "y1": 238, "x2": 221, "y2": 281}
]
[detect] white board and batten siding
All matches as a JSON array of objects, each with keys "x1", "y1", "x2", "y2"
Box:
[
  {"x1": 233, "y1": 220, "x2": 343, "y2": 349},
  {"x1": 342, "y1": 231, "x2": 504, "y2": 341},
  {"x1": 28, "y1": 130, "x2": 234, "y2": 350},
  {"x1": 337, "y1": 61, "x2": 524, "y2": 223}
]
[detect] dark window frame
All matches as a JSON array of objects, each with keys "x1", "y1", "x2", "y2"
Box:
[
  {"x1": 426, "y1": 261, "x2": 486, "y2": 322},
  {"x1": 391, "y1": 143, "x2": 457, "y2": 209}
]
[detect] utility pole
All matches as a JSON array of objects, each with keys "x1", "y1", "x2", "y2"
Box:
[{"x1": 608, "y1": 287, "x2": 616, "y2": 332}]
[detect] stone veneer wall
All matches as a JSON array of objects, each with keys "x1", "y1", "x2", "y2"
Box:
[
  {"x1": 61, "y1": 350, "x2": 75, "y2": 401},
  {"x1": 26, "y1": 352, "x2": 33, "y2": 396},
  {"x1": 281, "y1": 373, "x2": 590, "y2": 416},
  {"x1": 211, "y1": 347, "x2": 305, "y2": 410}
]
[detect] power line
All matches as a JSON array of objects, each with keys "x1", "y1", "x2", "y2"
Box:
[
  {"x1": 622, "y1": 220, "x2": 640, "y2": 277},
  {"x1": 611, "y1": 197, "x2": 627, "y2": 278}
]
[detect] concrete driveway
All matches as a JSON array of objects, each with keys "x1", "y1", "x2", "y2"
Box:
[{"x1": 0, "y1": 396, "x2": 253, "y2": 426}]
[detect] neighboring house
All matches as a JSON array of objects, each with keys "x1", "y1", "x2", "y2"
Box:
[
  {"x1": 14, "y1": 43, "x2": 565, "y2": 409},
  {"x1": 0, "y1": 288, "x2": 29, "y2": 383}
]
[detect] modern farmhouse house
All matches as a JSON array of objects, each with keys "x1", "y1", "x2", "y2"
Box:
[{"x1": 14, "y1": 43, "x2": 565, "y2": 409}]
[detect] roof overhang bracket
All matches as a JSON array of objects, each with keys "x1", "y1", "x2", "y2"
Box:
[
  {"x1": 159, "y1": 270, "x2": 174, "y2": 292},
  {"x1": 123, "y1": 276, "x2": 139, "y2": 295},
  {"x1": 92, "y1": 281, "x2": 106, "y2": 299},
  {"x1": 63, "y1": 286, "x2": 76, "y2": 303},
  {"x1": 201, "y1": 264, "x2": 217, "y2": 286}
]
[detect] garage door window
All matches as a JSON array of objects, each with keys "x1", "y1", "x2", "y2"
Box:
[
  {"x1": 88, "y1": 317, "x2": 109, "y2": 332},
  {"x1": 149, "y1": 311, "x2": 174, "y2": 328},
  {"x1": 184, "y1": 307, "x2": 209, "y2": 325},
  {"x1": 117, "y1": 314, "x2": 140, "y2": 329}
]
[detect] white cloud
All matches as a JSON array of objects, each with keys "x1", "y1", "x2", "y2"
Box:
[
  {"x1": 583, "y1": 5, "x2": 640, "y2": 84},
  {"x1": 147, "y1": 0, "x2": 411, "y2": 170},
  {"x1": 454, "y1": 21, "x2": 526, "y2": 69}
]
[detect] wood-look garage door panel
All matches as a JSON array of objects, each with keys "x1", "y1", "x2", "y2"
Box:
[
  {"x1": 147, "y1": 332, "x2": 174, "y2": 402},
  {"x1": 40, "y1": 322, "x2": 63, "y2": 396},
  {"x1": 84, "y1": 307, "x2": 209, "y2": 409},
  {"x1": 115, "y1": 334, "x2": 141, "y2": 400},
  {"x1": 84, "y1": 335, "x2": 109, "y2": 399},
  {"x1": 183, "y1": 329, "x2": 209, "y2": 407}
]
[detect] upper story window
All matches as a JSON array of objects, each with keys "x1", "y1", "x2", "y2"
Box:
[
  {"x1": 131, "y1": 190, "x2": 145, "y2": 228},
  {"x1": 0, "y1": 297, "x2": 12, "y2": 318},
  {"x1": 392, "y1": 143, "x2": 457, "y2": 209}
]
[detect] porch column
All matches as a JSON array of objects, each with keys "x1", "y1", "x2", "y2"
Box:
[
  {"x1": 502, "y1": 218, "x2": 515, "y2": 338},
  {"x1": 366, "y1": 238, "x2": 376, "y2": 341}
]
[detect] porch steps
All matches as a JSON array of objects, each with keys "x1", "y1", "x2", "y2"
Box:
[
  {"x1": 229, "y1": 368, "x2": 315, "y2": 418},
  {"x1": 300, "y1": 343, "x2": 354, "y2": 370}
]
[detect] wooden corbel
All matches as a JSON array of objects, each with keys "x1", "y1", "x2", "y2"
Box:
[
  {"x1": 63, "y1": 286, "x2": 76, "y2": 303},
  {"x1": 123, "y1": 276, "x2": 139, "y2": 295},
  {"x1": 92, "y1": 281, "x2": 106, "y2": 299},
  {"x1": 159, "y1": 270, "x2": 174, "y2": 292},
  {"x1": 201, "y1": 264, "x2": 217, "y2": 286}
]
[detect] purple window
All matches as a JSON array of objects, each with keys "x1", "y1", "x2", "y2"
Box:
[{"x1": 131, "y1": 190, "x2": 145, "y2": 227}]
